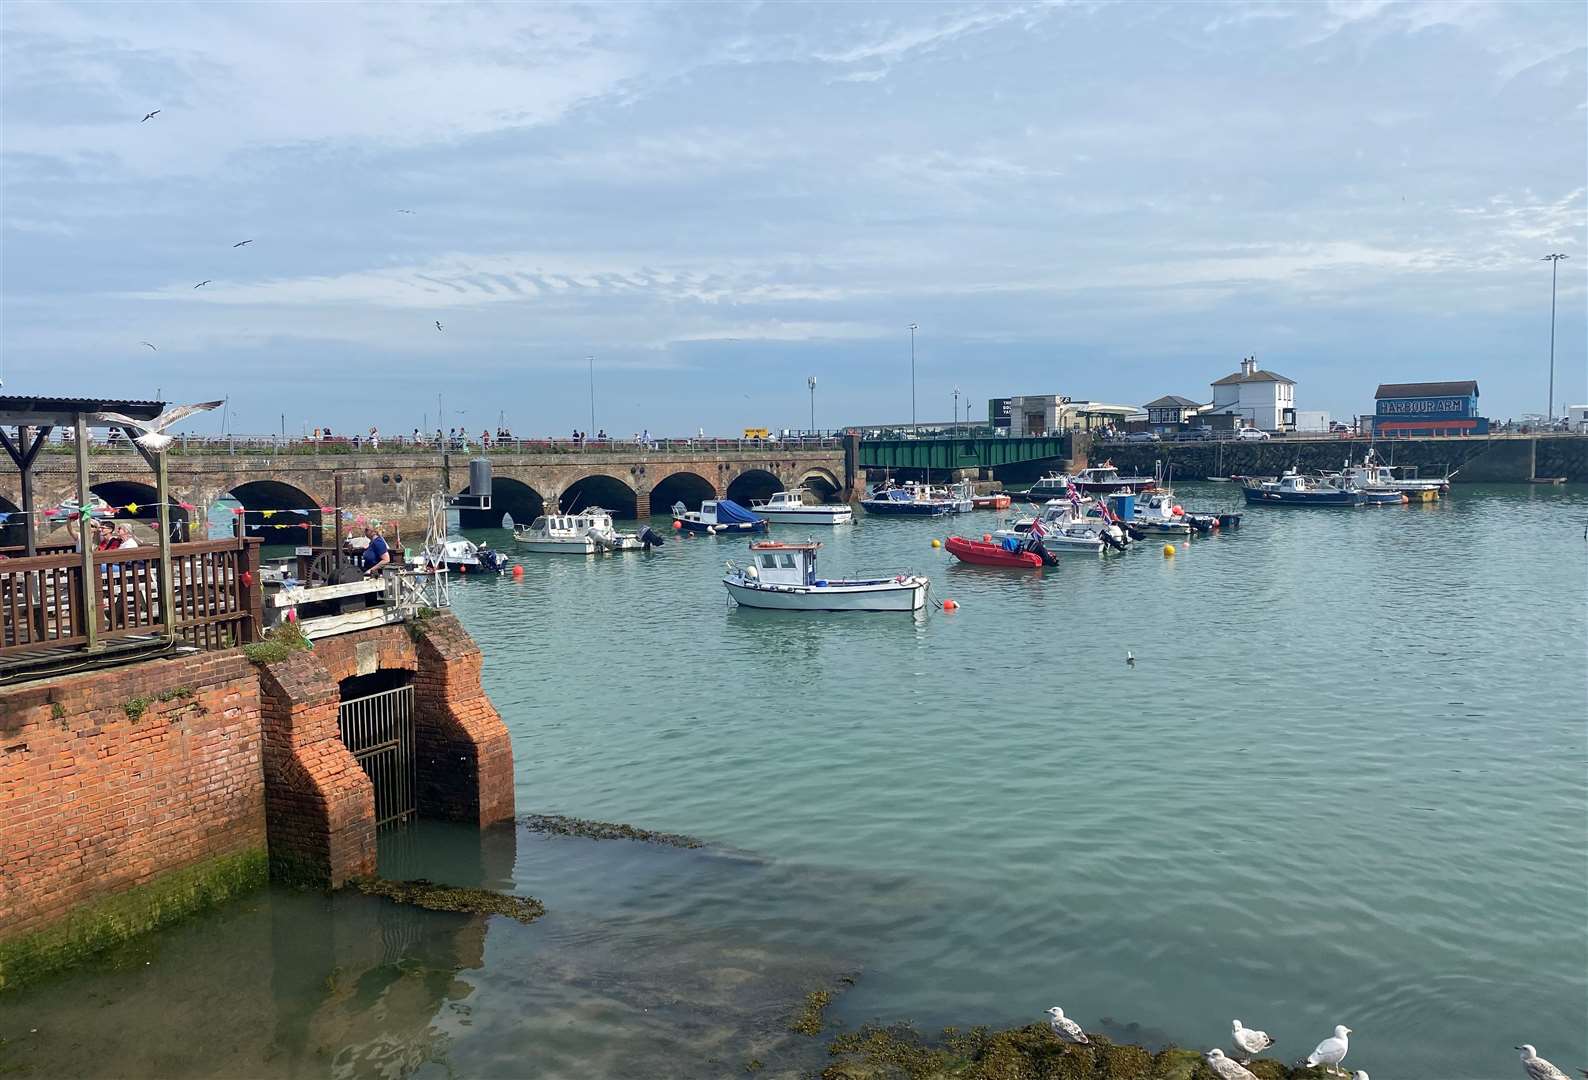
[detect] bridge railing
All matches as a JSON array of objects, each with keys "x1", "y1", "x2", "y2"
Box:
[
  {"x1": 0, "y1": 536, "x2": 262, "y2": 664},
  {"x1": 31, "y1": 434, "x2": 846, "y2": 457}
]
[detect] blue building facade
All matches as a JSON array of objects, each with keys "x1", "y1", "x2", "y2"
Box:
[{"x1": 1373, "y1": 381, "x2": 1487, "y2": 436}]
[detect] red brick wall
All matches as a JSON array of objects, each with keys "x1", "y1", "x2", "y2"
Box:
[
  {"x1": 0, "y1": 653, "x2": 265, "y2": 939},
  {"x1": 254, "y1": 651, "x2": 376, "y2": 887},
  {"x1": 414, "y1": 614, "x2": 515, "y2": 826}
]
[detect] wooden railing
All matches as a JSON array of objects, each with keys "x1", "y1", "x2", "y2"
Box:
[{"x1": 0, "y1": 537, "x2": 261, "y2": 657}]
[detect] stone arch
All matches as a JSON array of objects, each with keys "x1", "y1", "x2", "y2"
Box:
[
  {"x1": 560, "y1": 473, "x2": 637, "y2": 519},
  {"x1": 648, "y1": 470, "x2": 716, "y2": 516},
  {"x1": 228, "y1": 479, "x2": 324, "y2": 544},
  {"x1": 89, "y1": 479, "x2": 193, "y2": 540},
  {"x1": 458, "y1": 475, "x2": 544, "y2": 529},
  {"x1": 798, "y1": 467, "x2": 843, "y2": 502},
  {"x1": 725, "y1": 468, "x2": 782, "y2": 505}
]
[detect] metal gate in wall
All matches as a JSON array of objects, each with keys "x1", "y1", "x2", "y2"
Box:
[{"x1": 338, "y1": 684, "x2": 416, "y2": 827}]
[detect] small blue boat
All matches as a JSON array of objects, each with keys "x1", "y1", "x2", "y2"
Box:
[
  {"x1": 860, "y1": 485, "x2": 956, "y2": 516},
  {"x1": 672, "y1": 498, "x2": 767, "y2": 534},
  {"x1": 1242, "y1": 472, "x2": 1363, "y2": 506}
]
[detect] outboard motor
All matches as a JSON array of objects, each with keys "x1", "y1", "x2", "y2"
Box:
[
  {"x1": 1100, "y1": 528, "x2": 1127, "y2": 552},
  {"x1": 638, "y1": 525, "x2": 665, "y2": 549},
  {"x1": 1122, "y1": 522, "x2": 1145, "y2": 542},
  {"x1": 1032, "y1": 541, "x2": 1060, "y2": 566}
]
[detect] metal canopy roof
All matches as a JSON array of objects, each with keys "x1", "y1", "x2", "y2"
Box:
[{"x1": 0, "y1": 395, "x2": 166, "y2": 425}]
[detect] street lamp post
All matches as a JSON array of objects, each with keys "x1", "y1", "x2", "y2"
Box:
[
  {"x1": 807, "y1": 376, "x2": 816, "y2": 433},
  {"x1": 587, "y1": 355, "x2": 596, "y2": 435},
  {"x1": 908, "y1": 323, "x2": 918, "y2": 433},
  {"x1": 1543, "y1": 254, "x2": 1569, "y2": 422},
  {"x1": 953, "y1": 385, "x2": 961, "y2": 438}
]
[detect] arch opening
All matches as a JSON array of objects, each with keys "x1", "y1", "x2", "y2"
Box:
[
  {"x1": 225, "y1": 480, "x2": 324, "y2": 544},
  {"x1": 560, "y1": 475, "x2": 636, "y2": 519},
  {"x1": 459, "y1": 476, "x2": 543, "y2": 529},
  {"x1": 90, "y1": 480, "x2": 192, "y2": 541},
  {"x1": 648, "y1": 471, "x2": 716, "y2": 516},
  {"x1": 725, "y1": 469, "x2": 781, "y2": 506},
  {"x1": 799, "y1": 470, "x2": 842, "y2": 502}
]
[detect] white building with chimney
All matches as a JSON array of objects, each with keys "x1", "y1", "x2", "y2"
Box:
[{"x1": 1205, "y1": 357, "x2": 1295, "y2": 431}]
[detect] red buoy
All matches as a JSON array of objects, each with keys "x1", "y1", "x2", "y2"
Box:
[
  {"x1": 942, "y1": 599, "x2": 959, "y2": 611},
  {"x1": 512, "y1": 565, "x2": 524, "y2": 578}
]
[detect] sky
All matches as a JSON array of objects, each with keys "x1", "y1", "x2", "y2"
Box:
[{"x1": 2, "y1": 0, "x2": 1585, "y2": 437}]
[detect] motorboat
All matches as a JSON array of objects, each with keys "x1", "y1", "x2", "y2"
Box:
[
  {"x1": 945, "y1": 533, "x2": 1059, "y2": 568},
  {"x1": 750, "y1": 490, "x2": 854, "y2": 525},
  {"x1": 672, "y1": 499, "x2": 767, "y2": 534},
  {"x1": 943, "y1": 480, "x2": 976, "y2": 514},
  {"x1": 1242, "y1": 472, "x2": 1363, "y2": 506},
  {"x1": 1019, "y1": 472, "x2": 1074, "y2": 502},
  {"x1": 514, "y1": 507, "x2": 664, "y2": 552},
  {"x1": 998, "y1": 501, "x2": 1113, "y2": 552},
  {"x1": 723, "y1": 540, "x2": 930, "y2": 612},
  {"x1": 860, "y1": 483, "x2": 958, "y2": 516},
  {"x1": 409, "y1": 536, "x2": 512, "y2": 574},
  {"x1": 1070, "y1": 464, "x2": 1157, "y2": 496},
  {"x1": 1130, "y1": 493, "x2": 1194, "y2": 535},
  {"x1": 972, "y1": 492, "x2": 1011, "y2": 510},
  {"x1": 1326, "y1": 451, "x2": 1443, "y2": 499}
]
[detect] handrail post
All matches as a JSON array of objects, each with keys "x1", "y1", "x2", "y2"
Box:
[
  {"x1": 240, "y1": 537, "x2": 263, "y2": 642},
  {"x1": 156, "y1": 450, "x2": 175, "y2": 642},
  {"x1": 75, "y1": 413, "x2": 99, "y2": 650}
]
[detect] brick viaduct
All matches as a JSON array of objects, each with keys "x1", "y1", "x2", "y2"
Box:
[{"x1": 8, "y1": 445, "x2": 853, "y2": 541}]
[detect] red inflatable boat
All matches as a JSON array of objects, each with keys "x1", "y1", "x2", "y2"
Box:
[{"x1": 944, "y1": 535, "x2": 1046, "y2": 568}]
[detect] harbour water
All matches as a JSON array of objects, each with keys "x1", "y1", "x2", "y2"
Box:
[{"x1": 6, "y1": 484, "x2": 1585, "y2": 1079}]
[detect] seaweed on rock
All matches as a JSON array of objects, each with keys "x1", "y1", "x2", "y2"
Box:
[
  {"x1": 519, "y1": 813, "x2": 704, "y2": 849},
  {"x1": 350, "y1": 878, "x2": 545, "y2": 923}
]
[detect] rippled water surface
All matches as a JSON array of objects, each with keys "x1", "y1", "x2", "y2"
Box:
[{"x1": 6, "y1": 484, "x2": 1585, "y2": 1079}]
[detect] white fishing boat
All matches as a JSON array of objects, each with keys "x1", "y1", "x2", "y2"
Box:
[
  {"x1": 750, "y1": 490, "x2": 854, "y2": 525},
  {"x1": 672, "y1": 499, "x2": 768, "y2": 534},
  {"x1": 997, "y1": 501, "x2": 1112, "y2": 552},
  {"x1": 408, "y1": 536, "x2": 513, "y2": 573},
  {"x1": 513, "y1": 507, "x2": 664, "y2": 553},
  {"x1": 723, "y1": 540, "x2": 930, "y2": 612}
]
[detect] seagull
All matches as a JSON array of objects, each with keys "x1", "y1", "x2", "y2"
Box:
[
  {"x1": 1044, "y1": 1006, "x2": 1089, "y2": 1046},
  {"x1": 396, "y1": 209, "x2": 415, "y2": 214},
  {"x1": 139, "y1": 341, "x2": 157, "y2": 351},
  {"x1": 90, "y1": 400, "x2": 224, "y2": 452},
  {"x1": 232, "y1": 240, "x2": 253, "y2": 248},
  {"x1": 1306, "y1": 1025, "x2": 1351, "y2": 1074},
  {"x1": 1231, "y1": 1019, "x2": 1274, "y2": 1062},
  {"x1": 1125, "y1": 651, "x2": 1135, "y2": 666},
  {"x1": 194, "y1": 280, "x2": 211, "y2": 289},
  {"x1": 1204, "y1": 1049, "x2": 1257, "y2": 1080},
  {"x1": 1352, "y1": 1073, "x2": 1369, "y2": 1080},
  {"x1": 141, "y1": 109, "x2": 161, "y2": 122},
  {"x1": 1516, "y1": 1045, "x2": 1571, "y2": 1080},
  {"x1": 435, "y1": 320, "x2": 443, "y2": 331}
]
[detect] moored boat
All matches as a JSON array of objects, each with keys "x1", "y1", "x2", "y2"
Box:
[
  {"x1": 860, "y1": 483, "x2": 958, "y2": 516},
  {"x1": 1019, "y1": 472, "x2": 1074, "y2": 502},
  {"x1": 514, "y1": 507, "x2": 663, "y2": 552},
  {"x1": 409, "y1": 536, "x2": 512, "y2": 574},
  {"x1": 750, "y1": 490, "x2": 854, "y2": 525},
  {"x1": 1242, "y1": 472, "x2": 1363, "y2": 506},
  {"x1": 723, "y1": 541, "x2": 930, "y2": 612},
  {"x1": 945, "y1": 533, "x2": 1058, "y2": 568},
  {"x1": 972, "y1": 492, "x2": 1012, "y2": 510},
  {"x1": 672, "y1": 499, "x2": 768, "y2": 534},
  {"x1": 1071, "y1": 464, "x2": 1157, "y2": 496}
]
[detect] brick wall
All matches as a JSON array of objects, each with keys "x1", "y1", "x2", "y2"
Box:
[
  {"x1": 0, "y1": 652, "x2": 266, "y2": 940},
  {"x1": 413, "y1": 614, "x2": 515, "y2": 826}
]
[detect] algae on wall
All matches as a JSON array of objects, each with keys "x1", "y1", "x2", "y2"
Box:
[{"x1": 0, "y1": 848, "x2": 268, "y2": 993}]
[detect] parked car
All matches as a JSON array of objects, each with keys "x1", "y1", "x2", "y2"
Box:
[
  {"x1": 1124, "y1": 431, "x2": 1160, "y2": 442},
  {"x1": 1235, "y1": 427, "x2": 1271, "y2": 441}
]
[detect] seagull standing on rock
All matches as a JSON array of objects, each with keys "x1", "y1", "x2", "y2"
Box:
[
  {"x1": 1305, "y1": 1025, "x2": 1351, "y2": 1074},
  {"x1": 1231, "y1": 1019, "x2": 1274, "y2": 1062},
  {"x1": 1516, "y1": 1045, "x2": 1571, "y2": 1080},
  {"x1": 1204, "y1": 1049, "x2": 1257, "y2": 1080},
  {"x1": 1352, "y1": 1073, "x2": 1369, "y2": 1080},
  {"x1": 1044, "y1": 1006, "x2": 1089, "y2": 1045}
]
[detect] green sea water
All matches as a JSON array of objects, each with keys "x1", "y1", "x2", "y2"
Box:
[{"x1": 6, "y1": 484, "x2": 1585, "y2": 1079}]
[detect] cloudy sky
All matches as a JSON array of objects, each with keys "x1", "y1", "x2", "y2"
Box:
[{"x1": 2, "y1": 0, "x2": 1584, "y2": 435}]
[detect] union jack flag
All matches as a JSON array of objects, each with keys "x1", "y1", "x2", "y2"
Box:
[{"x1": 1029, "y1": 517, "x2": 1046, "y2": 538}]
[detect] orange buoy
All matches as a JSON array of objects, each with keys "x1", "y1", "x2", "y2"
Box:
[
  {"x1": 942, "y1": 599, "x2": 959, "y2": 611},
  {"x1": 459, "y1": 563, "x2": 467, "y2": 574},
  {"x1": 512, "y1": 564, "x2": 524, "y2": 577},
  {"x1": 672, "y1": 519, "x2": 682, "y2": 530},
  {"x1": 1172, "y1": 505, "x2": 1184, "y2": 516}
]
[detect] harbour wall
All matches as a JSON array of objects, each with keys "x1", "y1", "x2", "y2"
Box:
[
  {"x1": 0, "y1": 613, "x2": 514, "y2": 988},
  {"x1": 1089, "y1": 434, "x2": 1587, "y2": 483}
]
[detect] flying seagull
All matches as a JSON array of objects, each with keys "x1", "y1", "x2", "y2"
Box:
[
  {"x1": 232, "y1": 240, "x2": 253, "y2": 248},
  {"x1": 1232, "y1": 1020, "x2": 1274, "y2": 1063},
  {"x1": 1203, "y1": 1049, "x2": 1257, "y2": 1080},
  {"x1": 90, "y1": 400, "x2": 224, "y2": 452},
  {"x1": 435, "y1": 320, "x2": 443, "y2": 332},
  {"x1": 397, "y1": 209, "x2": 416, "y2": 214},
  {"x1": 141, "y1": 109, "x2": 161, "y2": 123},
  {"x1": 1516, "y1": 1046, "x2": 1571, "y2": 1080},
  {"x1": 1305, "y1": 1026, "x2": 1351, "y2": 1073},
  {"x1": 1044, "y1": 1007, "x2": 1089, "y2": 1046},
  {"x1": 194, "y1": 280, "x2": 212, "y2": 289},
  {"x1": 140, "y1": 341, "x2": 157, "y2": 351}
]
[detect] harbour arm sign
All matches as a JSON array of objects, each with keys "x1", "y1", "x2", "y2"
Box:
[{"x1": 1377, "y1": 397, "x2": 1470, "y2": 416}]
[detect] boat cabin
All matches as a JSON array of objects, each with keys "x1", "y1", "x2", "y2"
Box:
[
  {"x1": 527, "y1": 509, "x2": 614, "y2": 536},
  {"x1": 745, "y1": 541, "x2": 820, "y2": 586},
  {"x1": 754, "y1": 492, "x2": 807, "y2": 511}
]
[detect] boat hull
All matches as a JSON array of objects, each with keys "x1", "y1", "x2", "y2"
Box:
[
  {"x1": 1242, "y1": 487, "x2": 1363, "y2": 506},
  {"x1": 513, "y1": 535, "x2": 598, "y2": 553},
  {"x1": 1362, "y1": 490, "x2": 1409, "y2": 505},
  {"x1": 675, "y1": 519, "x2": 766, "y2": 534},
  {"x1": 944, "y1": 536, "x2": 1044, "y2": 568},
  {"x1": 1074, "y1": 479, "x2": 1156, "y2": 495},
  {"x1": 723, "y1": 577, "x2": 928, "y2": 611},
  {"x1": 972, "y1": 494, "x2": 1011, "y2": 510},
  {"x1": 755, "y1": 507, "x2": 854, "y2": 525},
  {"x1": 860, "y1": 500, "x2": 954, "y2": 516}
]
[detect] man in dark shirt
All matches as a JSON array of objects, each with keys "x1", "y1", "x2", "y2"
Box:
[{"x1": 361, "y1": 525, "x2": 390, "y2": 577}]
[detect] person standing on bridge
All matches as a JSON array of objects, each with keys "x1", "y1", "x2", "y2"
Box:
[{"x1": 361, "y1": 524, "x2": 390, "y2": 577}]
